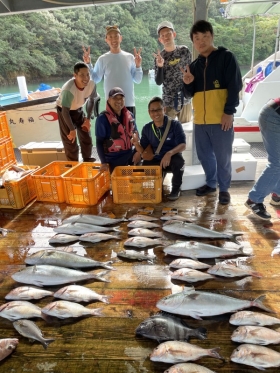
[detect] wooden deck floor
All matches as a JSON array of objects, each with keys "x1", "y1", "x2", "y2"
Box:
[{"x1": 0, "y1": 159, "x2": 280, "y2": 373}]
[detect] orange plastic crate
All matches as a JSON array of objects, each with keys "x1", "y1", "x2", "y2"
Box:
[
  {"x1": 0, "y1": 165, "x2": 39, "y2": 209},
  {"x1": 0, "y1": 112, "x2": 10, "y2": 140},
  {"x1": 111, "y1": 166, "x2": 162, "y2": 204},
  {"x1": 32, "y1": 161, "x2": 79, "y2": 203},
  {"x1": 62, "y1": 163, "x2": 110, "y2": 205},
  {"x1": 0, "y1": 137, "x2": 16, "y2": 172}
]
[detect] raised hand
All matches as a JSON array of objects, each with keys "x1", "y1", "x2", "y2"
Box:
[
  {"x1": 82, "y1": 46, "x2": 91, "y2": 64},
  {"x1": 181, "y1": 65, "x2": 194, "y2": 84},
  {"x1": 134, "y1": 47, "x2": 142, "y2": 68},
  {"x1": 153, "y1": 50, "x2": 164, "y2": 68}
]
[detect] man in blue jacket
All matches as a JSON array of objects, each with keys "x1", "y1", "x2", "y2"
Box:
[{"x1": 182, "y1": 20, "x2": 242, "y2": 205}]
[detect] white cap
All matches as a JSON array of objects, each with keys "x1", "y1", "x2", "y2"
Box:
[{"x1": 157, "y1": 21, "x2": 174, "y2": 34}]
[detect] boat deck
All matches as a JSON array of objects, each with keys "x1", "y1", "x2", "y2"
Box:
[{"x1": 0, "y1": 158, "x2": 280, "y2": 373}]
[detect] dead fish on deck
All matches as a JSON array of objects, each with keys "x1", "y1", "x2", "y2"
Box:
[
  {"x1": 41, "y1": 300, "x2": 103, "y2": 319},
  {"x1": 231, "y1": 325, "x2": 280, "y2": 345},
  {"x1": 135, "y1": 312, "x2": 207, "y2": 343},
  {"x1": 164, "y1": 363, "x2": 217, "y2": 373},
  {"x1": 63, "y1": 214, "x2": 125, "y2": 226},
  {"x1": 127, "y1": 220, "x2": 161, "y2": 229},
  {"x1": 156, "y1": 287, "x2": 274, "y2": 320},
  {"x1": 162, "y1": 221, "x2": 243, "y2": 243},
  {"x1": 0, "y1": 227, "x2": 14, "y2": 237},
  {"x1": 25, "y1": 249, "x2": 115, "y2": 270},
  {"x1": 0, "y1": 301, "x2": 42, "y2": 320},
  {"x1": 5, "y1": 286, "x2": 54, "y2": 300},
  {"x1": 207, "y1": 262, "x2": 262, "y2": 278},
  {"x1": 54, "y1": 285, "x2": 111, "y2": 304},
  {"x1": 160, "y1": 215, "x2": 190, "y2": 222},
  {"x1": 128, "y1": 214, "x2": 159, "y2": 221},
  {"x1": 164, "y1": 241, "x2": 244, "y2": 259},
  {"x1": 124, "y1": 236, "x2": 163, "y2": 248},
  {"x1": 230, "y1": 343, "x2": 280, "y2": 370},
  {"x1": 54, "y1": 222, "x2": 120, "y2": 235},
  {"x1": 0, "y1": 339, "x2": 18, "y2": 361},
  {"x1": 150, "y1": 340, "x2": 224, "y2": 363},
  {"x1": 230, "y1": 311, "x2": 280, "y2": 326},
  {"x1": 117, "y1": 250, "x2": 156, "y2": 263},
  {"x1": 13, "y1": 319, "x2": 55, "y2": 350},
  {"x1": 49, "y1": 233, "x2": 80, "y2": 244},
  {"x1": 12, "y1": 265, "x2": 110, "y2": 287},
  {"x1": 169, "y1": 258, "x2": 211, "y2": 270},
  {"x1": 79, "y1": 232, "x2": 120, "y2": 243},
  {"x1": 128, "y1": 228, "x2": 163, "y2": 238},
  {"x1": 170, "y1": 268, "x2": 215, "y2": 283}
]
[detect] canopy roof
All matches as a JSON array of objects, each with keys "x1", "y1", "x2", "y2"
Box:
[
  {"x1": 223, "y1": 0, "x2": 280, "y2": 19},
  {"x1": 0, "y1": 0, "x2": 152, "y2": 16}
]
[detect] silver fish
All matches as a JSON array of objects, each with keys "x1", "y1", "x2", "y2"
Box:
[
  {"x1": 0, "y1": 301, "x2": 42, "y2": 320},
  {"x1": 124, "y1": 236, "x2": 163, "y2": 248},
  {"x1": 230, "y1": 343, "x2": 280, "y2": 370},
  {"x1": 207, "y1": 262, "x2": 262, "y2": 278},
  {"x1": 54, "y1": 285, "x2": 111, "y2": 304},
  {"x1": 164, "y1": 363, "x2": 217, "y2": 373},
  {"x1": 12, "y1": 265, "x2": 110, "y2": 287},
  {"x1": 79, "y1": 232, "x2": 120, "y2": 243},
  {"x1": 160, "y1": 215, "x2": 190, "y2": 222},
  {"x1": 127, "y1": 220, "x2": 161, "y2": 229},
  {"x1": 150, "y1": 340, "x2": 224, "y2": 363},
  {"x1": 128, "y1": 228, "x2": 163, "y2": 238},
  {"x1": 230, "y1": 311, "x2": 280, "y2": 326},
  {"x1": 13, "y1": 319, "x2": 55, "y2": 350},
  {"x1": 41, "y1": 300, "x2": 103, "y2": 319},
  {"x1": 170, "y1": 268, "x2": 214, "y2": 283},
  {"x1": 0, "y1": 339, "x2": 18, "y2": 361},
  {"x1": 128, "y1": 214, "x2": 159, "y2": 221},
  {"x1": 169, "y1": 258, "x2": 211, "y2": 270},
  {"x1": 5, "y1": 286, "x2": 54, "y2": 300},
  {"x1": 63, "y1": 214, "x2": 124, "y2": 226},
  {"x1": 164, "y1": 241, "x2": 244, "y2": 259},
  {"x1": 25, "y1": 249, "x2": 115, "y2": 270},
  {"x1": 117, "y1": 250, "x2": 156, "y2": 262},
  {"x1": 156, "y1": 287, "x2": 274, "y2": 320},
  {"x1": 162, "y1": 221, "x2": 243, "y2": 243},
  {"x1": 54, "y1": 222, "x2": 120, "y2": 235},
  {"x1": 231, "y1": 325, "x2": 280, "y2": 345},
  {"x1": 49, "y1": 233, "x2": 79, "y2": 244}
]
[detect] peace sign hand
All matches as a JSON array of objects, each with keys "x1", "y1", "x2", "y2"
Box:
[
  {"x1": 181, "y1": 65, "x2": 194, "y2": 84},
  {"x1": 82, "y1": 46, "x2": 91, "y2": 64},
  {"x1": 134, "y1": 47, "x2": 142, "y2": 68},
  {"x1": 153, "y1": 50, "x2": 164, "y2": 67}
]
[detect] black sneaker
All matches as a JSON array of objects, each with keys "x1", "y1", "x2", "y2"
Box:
[
  {"x1": 167, "y1": 189, "x2": 181, "y2": 201},
  {"x1": 219, "y1": 191, "x2": 230, "y2": 205},
  {"x1": 196, "y1": 184, "x2": 216, "y2": 196},
  {"x1": 270, "y1": 193, "x2": 280, "y2": 206},
  {"x1": 245, "y1": 199, "x2": 271, "y2": 220},
  {"x1": 83, "y1": 157, "x2": 96, "y2": 162}
]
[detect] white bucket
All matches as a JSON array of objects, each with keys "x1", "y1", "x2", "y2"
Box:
[{"x1": 17, "y1": 76, "x2": 28, "y2": 100}]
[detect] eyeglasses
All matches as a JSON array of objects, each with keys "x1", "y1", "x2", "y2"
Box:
[{"x1": 149, "y1": 107, "x2": 163, "y2": 113}]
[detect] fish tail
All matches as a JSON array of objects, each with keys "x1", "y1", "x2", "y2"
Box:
[
  {"x1": 113, "y1": 226, "x2": 120, "y2": 232},
  {"x1": 195, "y1": 326, "x2": 207, "y2": 340},
  {"x1": 231, "y1": 233, "x2": 243, "y2": 244},
  {"x1": 251, "y1": 271, "x2": 263, "y2": 278},
  {"x1": 43, "y1": 338, "x2": 55, "y2": 350},
  {"x1": 209, "y1": 347, "x2": 225, "y2": 361},
  {"x1": 253, "y1": 295, "x2": 276, "y2": 313},
  {"x1": 103, "y1": 262, "x2": 116, "y2": 270},
  {"x1": 101, "y1": 296, "x2": 111, "y2": 304},
  {"x1": 90, "y1": 307, "x2": 103, "y2": 316}
]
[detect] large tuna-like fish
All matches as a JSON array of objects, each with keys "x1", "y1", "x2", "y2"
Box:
[
  {"x1": 156, "y1": 288, "x2": 274, "y2": 320},
  {"x1": 54, "y1": 222, "x2": 120, "y2": 235},
  {"x1": 0, "y1": 339, "x2": 18, "y2": 361},
  {"x1": 230, "y1": 311, "x2": 280, "y2": 326},
  {"x1": 164, "y1": 363, "x2": 217, "y2": 373},
  {"x1": 63, "y1": 214, "x2": 125, "y2": 226},
  {"x1": 41, "y1": 300, "x2": 103, "y2": 319},
  {"x1": 162, "y1": 221, "x2": 243, "y2": 243},
  {"x1": 13, "y1": 319, "x2": 55, "y2": 349},
  {"x1": 231, "y1": 325, "x2": 280, "y2": 345}
]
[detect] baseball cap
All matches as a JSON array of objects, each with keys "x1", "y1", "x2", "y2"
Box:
[
  {"x1": 108, "y1": 87, "x2": 125, "y2": 98},
  {"x1": 106, "y1": 25, "x2": 121, "y2": 36},
  {"x1": 157, "y1": 21, "x2": 174, "y2": 34}
]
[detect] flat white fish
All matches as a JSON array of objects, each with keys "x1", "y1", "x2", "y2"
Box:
[
  {"x1": 5, "y1": 286, "x2": 54, "y2": 300},
  {"x1": 13, "y1": 319, "x2": 55, "y2": 349},
  {"x1": 164, "y1": 241, "x2": 244, "y2": 259},
  {"x1": 49, "y1": 233, "x2": 80, "y2": 244},
  {"x1": 207, "y1": 262, "x2": 262, "y2": 278},
  {"x1": 150, "y1": 340, "x2": 224, "y2": 363},
  {"x1": 170, "y1": 268, "x2": 214, "y2": 283},
  {"x1": 0, "y1": 338, "x2": 18, "y2": 361},
  {"x1": 230, "y1": 311, "x2": 280, "y2": 326},
  {"x1": 54, "y1": 285, "x2": 111, "y2": 303},
  {"x1": 128, "y1": 214, "x2": 159, "y2": 222},
  {"x1": 127, "y1": 220, "x2": 161, "y2": 229},
  {"x1": 0, "y1": 301, "x2": 42, "y2": 320},
  {"x1": 117, "y1": 250, "x2": 156, "y2": 263},
  {"x1": 230, "y1": 343, "x2": 280, "y2": 370},
  {"x1": 160, "y1": 215, "x2": 190, "y2": 222},
  {"x1": 156, "y1": 287, "x2": 274, "y2": 320},
  {"x1": 12, "y1": 265, "x2": 110, "y2": 287},
  {"x1": 231, "y1": 325, "x2": 280, "y2": 345},
  {"x1": 25, "y1": 249, "x2": 115, "y2": 270},
  {"x1": 63, "y1": 214, "x2": 124, "y2": 226},
  {"x1": 128, "y1": 228, "x2": 163, "y2": 238},
  {"x1": 124, "y1": 236, "x2": 163, "y2": 248},
  {"x1": 169, "y1": 258, "x2": 211, "y2": 270},
  {"x1": 164, "y1": 363, "x2": 217, "y2": 373},
  {"x1": 41, "y1": 300, "x2": 103, "y2": 319},
  {"x1": 79, "y1": 232, "x2": 120, "y2": 243},
  {"x1": 162, "y1": 221, "x2": 243, "y2": 243},
  {"x1": 54, "y1": 222, "x2": 120, "y2": 235}
]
